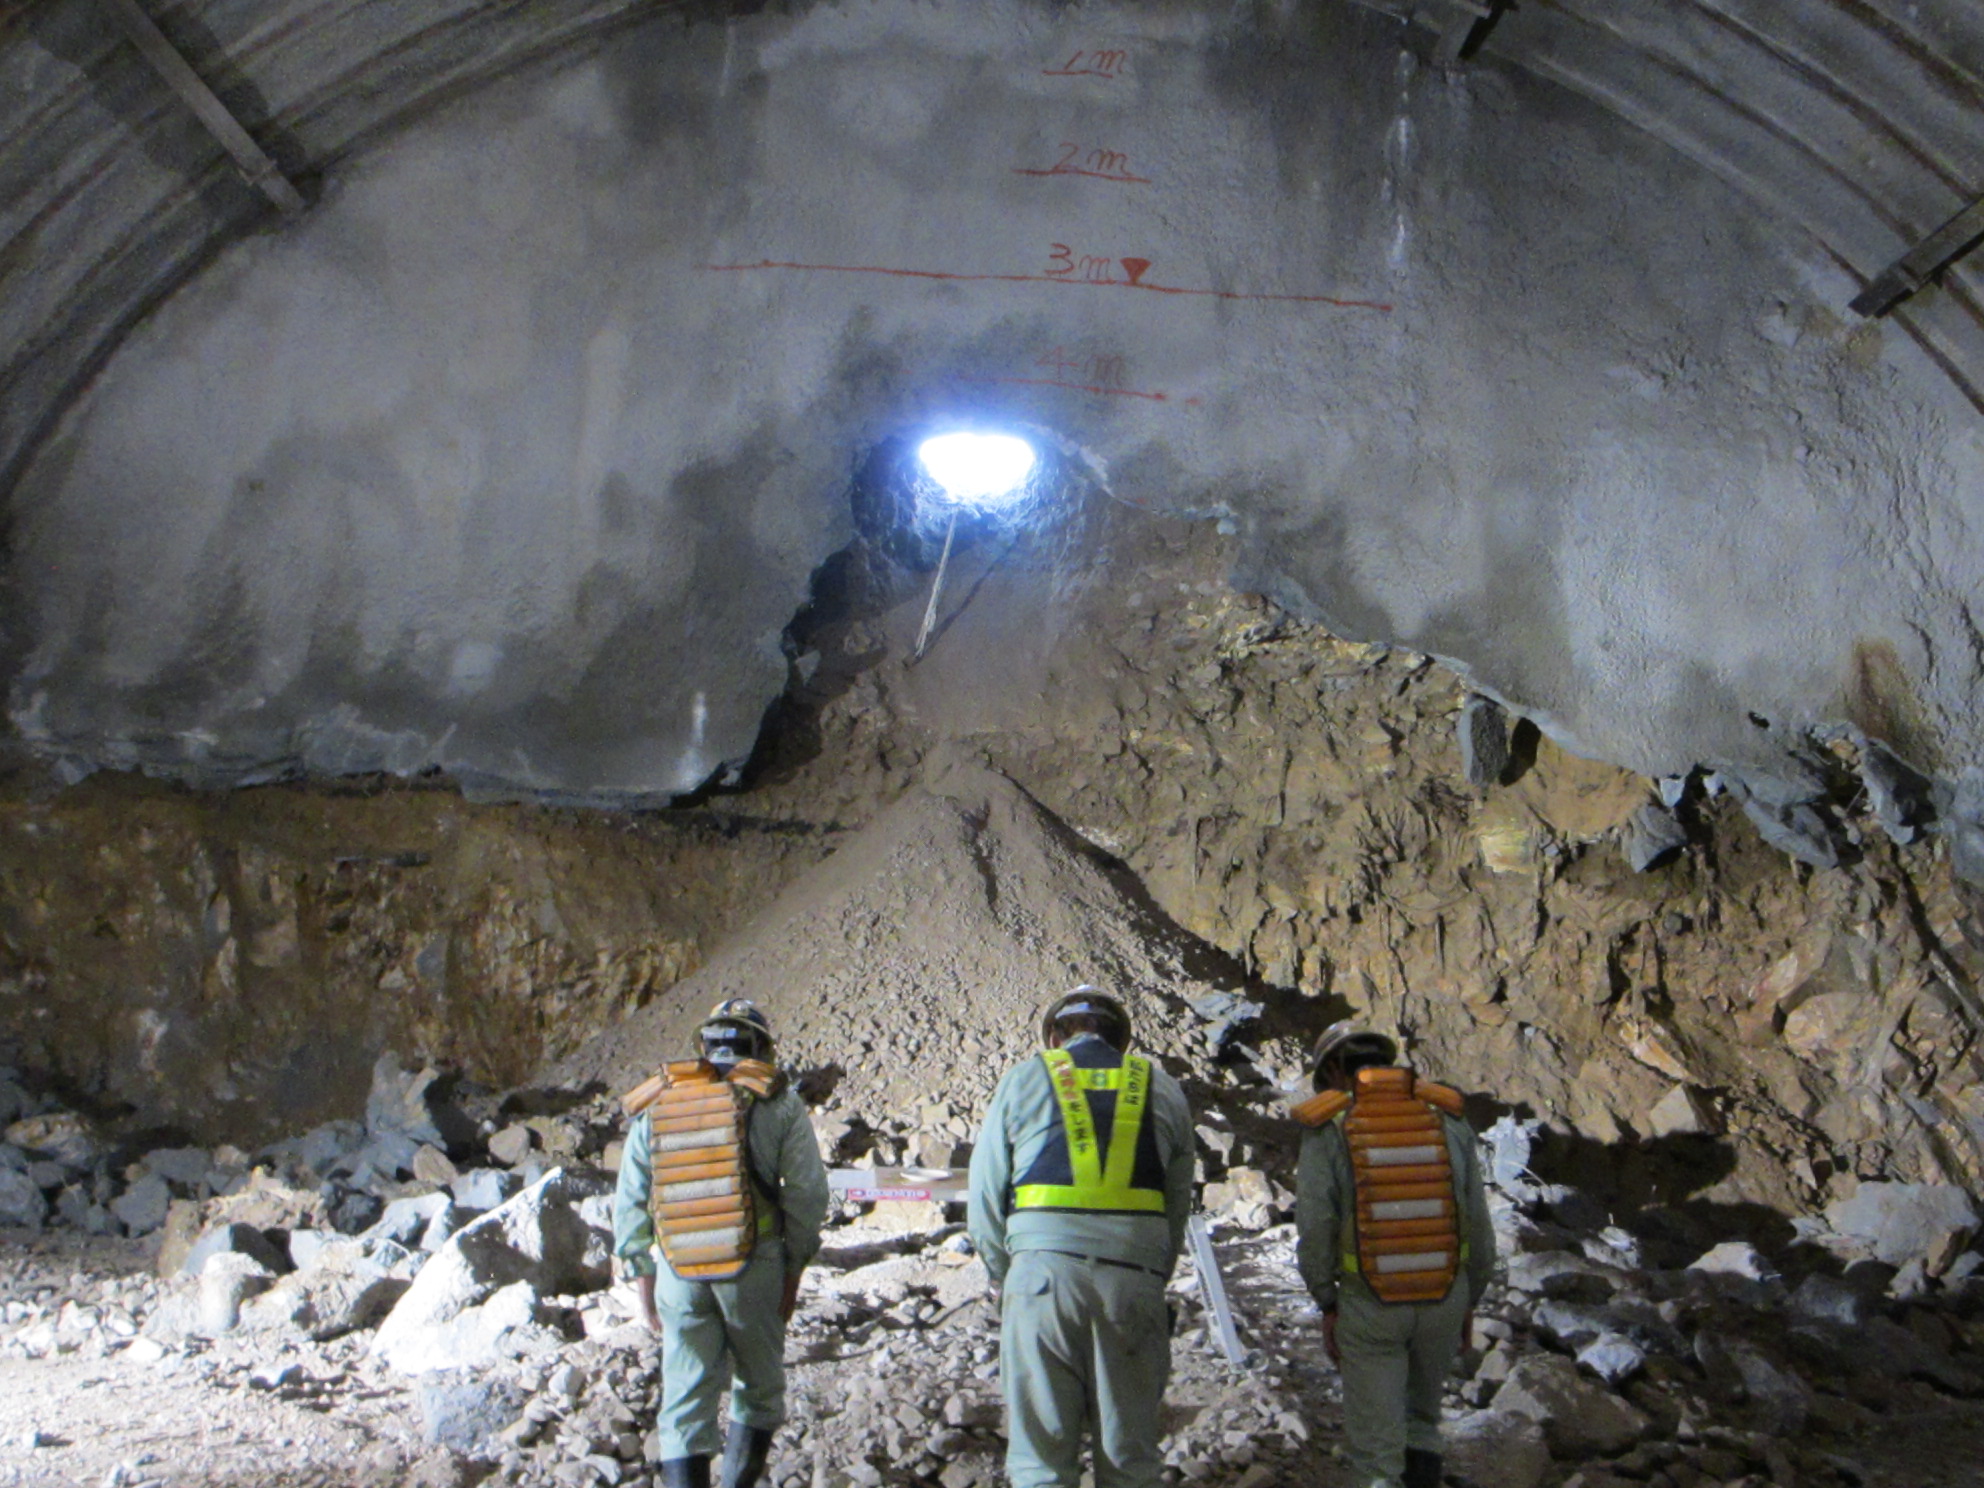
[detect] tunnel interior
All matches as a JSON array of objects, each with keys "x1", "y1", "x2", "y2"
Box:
[{"x1": 2, "y1": 2, "x2": 1984, "y2": 1486}]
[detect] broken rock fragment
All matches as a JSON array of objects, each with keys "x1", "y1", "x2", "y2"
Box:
[
  {"x1": 1458, "y1": 696, "x2": 1511, "y2": 790},
  {"x1": 1492, "y1": 1353, "x2": 1650, "y2": 1457},
  {"x1": 1444, "y1": 1408, "x2": 1551, "y2": 1488},
  {"x1": 371, "y1": 1166, "x2": 612, "y2": 1373}
]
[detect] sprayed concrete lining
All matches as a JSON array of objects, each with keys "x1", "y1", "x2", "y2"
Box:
[{"x1": 6, "y1": 0, "x2": 1984, "y2": 815}]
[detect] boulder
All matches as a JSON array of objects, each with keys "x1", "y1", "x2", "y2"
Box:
[
  {"x1": 371, "y1": 1167, "x2": 612, "y2": 1374},
  {"x1": 1695, "y1": 1331, "x2": 1809, "y2": 1433},
  {"x1": 1576, "y1": 1334, "x2": 1646, "y2": 1386},
  {"x1": 241, "y1": 1242, "x2": 412, "y2": 1340},
  {"x1": 199, "y1": 1251, "x2": 275, "y2": 1334},
  {"x1": 111, "y1": 1174, "x2": 172, "y2": 1235},
  {"x1": 4, "y1": 1112, "x2": 96, "y2": 1171},
  {"x1": 1788, "y1": 1273, "x2": 1873, "y2": 1328},
  {"x1": 1444, "y1": 1408, "x2": 1551, "y2": 1488},
  {"x1": 422, "y1": 1203, "x2": 474, "y2": 1253},
  {"x1": 1645, "y1": 1085, "x2": 1717, "y2": 1139},
  {"x1": 1687, "y1": 1241, "x2": 1776, "y2": 1281},
  {"x1": 452, "y1": 1168, "x2": 523, "y2": 1212},
  {"x1": 1200, "y1": 1167, "x2": 1285, "y2": 1230},
  {"x1": 272, "y1": 1120, "x2": 365, "y2": 1175},
  {"x1": 181, "y1": 1222, "x2": 289, "y2": 1279},
  {"x1": 1458, "y1": 697, "x2": 1511, "y2": 790},
  {"x1": 366, "y1": 1053, "x2": 476, "y2": 1153},
  {"x1": 1860, "y1": 742, "x2": 1933, "y2": 845},
  {"x1": 418, "y1": 1371, "x2": 530, "y2": 1455},
  {"x1": 1824, "y1": 1182, "x2": 1979, "y2": 1271},
  {"x1": 1623, "y1": 804, "x2": 1687, "y2": 873},
  {"x1": 0, "y1": 1168, "x2": 47, "y2": 1229},
  {"x1": 141, "y1": 1148, "x2": 215, "y2": 1190},
  {"x1": 488, "y1": 1125, "x2": 536, "y2": 1167},
  {"x1": 413, "y1": 1145, "x2": 460, "y2": 1187},
  {"x1": 368, "y1": 1193, "x2": 453, "y2": 1249},
  {"x1": 1493, "y1": 1354, "x2": 1650, "y2": 1458}
]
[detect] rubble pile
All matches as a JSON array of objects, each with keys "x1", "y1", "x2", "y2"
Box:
[
  {"x1": 1, "y1": 1033, "x2": 1982, "y2": 1488},
  {"x1": 554, "y1": 763, "x2": 1225, "y2": 1132}
]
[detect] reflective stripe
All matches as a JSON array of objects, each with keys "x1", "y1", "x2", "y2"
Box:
[
  {"x1": 653, "y1": 1125, "x2": 734, "y2": 1153},
  {"x1": 1369, "y1": 1198, "x2": 1446, "y2": 1221},
  {"x1": 1373, "y1": 1251, "x2": 1450, "y2": 1275},
  {"x1": 1363, "y1": 1144, "x2": 1443, "y2": 1166},
  {"x1": 659, "y1": 1176, "x2": 740, "y2": 1202},
  {"x1": 1013, "y1": 1050, "x2": 1167, "y2": 1214}
]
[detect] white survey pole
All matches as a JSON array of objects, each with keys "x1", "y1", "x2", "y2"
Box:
[{"x1": 1187, "y1": 1213, "x2": 1253, "y2": 1370}]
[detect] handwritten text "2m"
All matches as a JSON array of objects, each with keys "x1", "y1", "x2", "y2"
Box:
[
  {"x1": 1014, "y1": 142, "x2": 1151, "y2": 185},
  {"x1": 1042, "y1": 48, "x2": 1127, "y2": 79}
]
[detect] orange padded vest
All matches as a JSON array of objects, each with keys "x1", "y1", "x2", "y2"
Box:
[
  {"x1": 1292, "y1": 1066, "x2": 1466, "y2": 1303},
  {"x1": 623, "y1": 1057, "x2": 781, "y2": 1281}
]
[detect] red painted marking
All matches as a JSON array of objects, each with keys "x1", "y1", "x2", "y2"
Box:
[
  {"x1": 698, "y1": 258, "x2": 1393, "y2": 312},
  {"x1": 1014, "y1": 141, "x2": 1151, "y2": 185},
  {"x1": 1120, "y1": 257, "x2": 1151, "y2": 285},
  {"x1": 958, "y1": 374, "x2": 1203, "y2": 406},
  {"x1": 1043, "y1": 48, "x2": 1127, "y2": 79},
  {"x1": 1013, "y1": 164, "x2": 1151, "y2": 185}
]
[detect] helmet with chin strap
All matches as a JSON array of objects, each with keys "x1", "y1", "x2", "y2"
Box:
[
  {"x1": 1038, "y1": 985, "x2": 1133, "y2": 1051},
  {"x1": 1311, "y1": 1020, "x2": 1399, "y2": 1084},
  {"x1": 700, "y1": 998, "x2": 774, "y2": 1067}
]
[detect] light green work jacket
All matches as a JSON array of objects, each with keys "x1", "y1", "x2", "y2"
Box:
[
  {"x1": 967, "y1": 1035, "x2": 1195, "y2": 1287},
  {"x1": 1295, "y1": 1103, "x2": 1496, "y2": 1312},
  {"x1": 613, "y1": 1083, "x2": 830, "y2": 1280}
]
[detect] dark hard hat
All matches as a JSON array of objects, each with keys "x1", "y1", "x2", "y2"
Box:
[
  {"x1": 1040, "y1": 985, "x2": 1133, "y2": 1050},
  {"x1": 700, "y1": 998, "x2": 774, "y2": 1065},
  {"x1": 1311, "y1": 1020, "x2": 1399, "y2": 1080}
]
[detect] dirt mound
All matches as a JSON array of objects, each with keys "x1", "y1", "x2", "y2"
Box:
[{"x1": 553, "y1": 763, "x2": 1232, "y2": 1124}]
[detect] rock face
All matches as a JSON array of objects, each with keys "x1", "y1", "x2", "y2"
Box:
[
  {"x1": 371, "y1": 1169, "x2": 613, "y2": 1375},
  {"x1": 1445, "y1": 1409, "x2": 1552, "y2": 1488},
  {"x1": 1492, "y1": 1354, "x2": 1651, "y2": 1458},
  {"x1": 1823, "y1": 1182, "x2": 1980, "y2": 1269}
]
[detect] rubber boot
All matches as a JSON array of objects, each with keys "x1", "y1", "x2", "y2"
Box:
[
  {"x1": 660, "y1": 1456, "x2": 712, "y2": 1488},
  {"x1": 719, "y1": 1423, "x2": 776, "y2": 1488},
  {"x1": 1403, "y1": 1448, "x2": 1444, "y2": 1488}
]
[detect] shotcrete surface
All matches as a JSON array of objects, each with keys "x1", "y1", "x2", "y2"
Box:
[{"x1": 9, "y1": 1, "x2": 1984, "y2": 802}]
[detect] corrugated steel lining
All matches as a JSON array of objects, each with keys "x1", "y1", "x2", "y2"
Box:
[
  {"x1": 0, "y1": 0, "x2": 666, "y2": 498},
  {"x1": 2, "y1": 0, "x2": 1983, "y2": 498}
]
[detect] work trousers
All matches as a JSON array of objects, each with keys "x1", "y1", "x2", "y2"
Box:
[
  {"x1": 999, "y1": 1249, "x2": 1171, "y2": 1488},
  {"x1": 1336, "y1": 1276, "x2": 1470, "y2": 1488},
  {"x1": 652, "y1": 1237, "x2": 789, "y2": 1458}
]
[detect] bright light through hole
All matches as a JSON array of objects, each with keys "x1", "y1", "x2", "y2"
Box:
[{"x1": 917, "y1": 432, "x2": 1037, "y2": 506}]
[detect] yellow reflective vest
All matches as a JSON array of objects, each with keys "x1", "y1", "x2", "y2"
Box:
[{"x1": 1012, "y1": 1047, "x2": 1167, "y2": 1215}]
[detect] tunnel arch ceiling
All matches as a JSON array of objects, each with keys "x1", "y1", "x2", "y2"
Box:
[{"x1": 3, "y1": 0, "x2": 1984, "y2": 811}]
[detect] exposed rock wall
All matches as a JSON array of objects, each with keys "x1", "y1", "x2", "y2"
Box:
[
  {"x1": 0, "y1": 774, "x2": 835, "y2": 1141},
  {"x1": 1, "y1": 495, "x2": 1979, "y2": 1219}
]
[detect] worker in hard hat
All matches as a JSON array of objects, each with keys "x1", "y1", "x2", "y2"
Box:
[
  {"x1": 1292, "y1": 1021, "x2": 1497, "y2": 1488},
  {"x1": 614, "y1": 998, "x2": 830, "y2": 1488},
  {"x1": 967, "y1": 986, "x2": 1196, "y2": 1488}
]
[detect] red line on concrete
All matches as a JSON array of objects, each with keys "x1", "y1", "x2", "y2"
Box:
[
  {"x1": 1011, "y1": 165, "x2": 1153, "y2": 184},
  {"x1": 698, "y1": 259, "x2": 1391, "y2": 311},
  {"x1": 955, "y1": 374, "x2": 1202, "y2": 405}
]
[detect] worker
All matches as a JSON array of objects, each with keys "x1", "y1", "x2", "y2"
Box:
[
  {"x1": 614, "y1": 999, "x2": 830, "y2": 1488},
  {"x1": 1292, "y1": 1022, "x2": 1496, "y2": 1488},
  {"x1": 967, "y1": 985, "x2": 1196, "y2": 1488}
]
